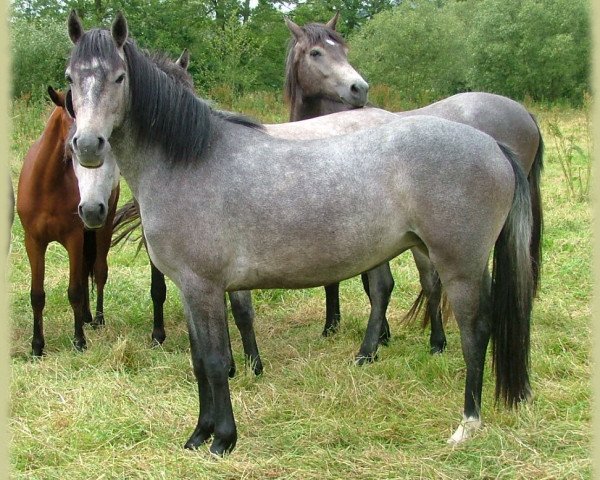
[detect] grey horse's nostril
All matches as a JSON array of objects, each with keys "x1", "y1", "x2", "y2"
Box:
[
  {"x1": 78, "y1": 204, "x2": 84, "y2": 216},
  {"x1": 73, "y1": 136, "x2": 78, "y2": 150},
  {"x1": 98, "y1": 203, "x2": 105, "y2": 215},
  {"x1": 98, "y1": 137, "x2": 105, "y2": 151}
]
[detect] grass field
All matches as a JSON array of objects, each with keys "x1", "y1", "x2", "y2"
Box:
[{"x1": 7, "y1": 94, "x2": 592, "y2": 479}]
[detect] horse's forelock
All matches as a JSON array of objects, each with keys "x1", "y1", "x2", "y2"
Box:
[{"x1": 70, "y1": 28, "x2": 124, "y2": 72}]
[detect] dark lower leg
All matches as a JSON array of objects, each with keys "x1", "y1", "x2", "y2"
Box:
[
  {"x1": 356, "y1": 263, "x2": 394, "y2": 364},
  {"x1": 150, "y1": 260, "x2": 167, "y2": 344},
  {"x1": 229, "y1": 290, "x2": 263, "y2": 375},
  {"x1": 323, "y1": 283, "x2": 341, "y2": 336}
]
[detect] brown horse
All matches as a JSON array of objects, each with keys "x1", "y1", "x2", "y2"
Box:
[{"x1": 17, "y1": 86, "x2": 119, "y2": 356}]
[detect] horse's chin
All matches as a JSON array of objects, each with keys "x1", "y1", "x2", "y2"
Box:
[
  {"x1": 82, "y1": 219, "x2": 106, "y2": 231},
  {"x1": 76, "y1": 156, "x2": 105, "y2": 169},
  {"x1": 338, "y1": 95, "x2": 367, "y2": 109}
]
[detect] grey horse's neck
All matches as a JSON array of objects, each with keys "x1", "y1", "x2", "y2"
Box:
[{"x1": 291, "y1": 94, "x2": 355, "y2": 122}]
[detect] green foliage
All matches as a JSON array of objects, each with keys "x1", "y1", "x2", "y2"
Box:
[
  {"x1": 191, "y1": 14, "x2": 266, "y2": 95},
  {"x1": 10, "y1": 16, "x2": 73, "y2": 101},
  {"x1": 8, "y1": 0, "x2": 591, "y2": 104},
  {"x1": 466, "y1": 0, "x2": 590, "y2": 103},
  {"x1": 349, "y1": 0, "x2": 468, "y2": 106},
  {"x1": 544, "y1": 100, "x2": 592, "y2": 202}
]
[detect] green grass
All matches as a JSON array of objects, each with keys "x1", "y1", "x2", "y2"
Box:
[{"x1": 8, "y1": 95, "x2": 591, "y2": 479}]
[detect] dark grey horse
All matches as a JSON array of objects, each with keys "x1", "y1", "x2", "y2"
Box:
[
  {"x1": 67, "y1": 12, "x2": 534, "y2": 455},
  {"x1": 282, "y1": 15, "x2": 543, "y2": 352}
]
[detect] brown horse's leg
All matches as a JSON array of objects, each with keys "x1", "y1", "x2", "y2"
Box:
[
  {"x1": 24, "y1": 235, "x2": 47, "y2": 356},
  {"x1": 93, "y1": 186, "x2": 119, "y2": 327},
  {"x1": 93, "y1": 227, "x2": 113, "y2": 327},
  {"x1": 65, "y1": 234, "x2": 87, "y2": 351}
]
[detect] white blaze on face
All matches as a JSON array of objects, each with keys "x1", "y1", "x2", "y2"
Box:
[
  {"x1": 69, "y1": 57, "x2": 127, "y2": 147},
  {"x1": 325, "y1": 39, "x2": 337, "y2": 46}
]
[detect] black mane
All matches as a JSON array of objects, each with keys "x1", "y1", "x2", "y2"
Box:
[
  {"x1": 71, "y1": 29, "x2": 262, "y2": 166},
  {"x1": 284, "y1": 22, "x2": 347, "y2": 105}
]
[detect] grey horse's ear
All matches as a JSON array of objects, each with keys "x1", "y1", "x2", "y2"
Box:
[
  {"x1": 326, "y1": 12, "x2": 340, "y2": 30},
  {"x1": 111, "y1": 11, "x2": 128, "y2": 48},
  {"x1": 285, "y1": 17, "x2": 305, "y2": 41},
  {"x1": 68, "y1": 10, "x2": 84, "y2": 44},
  {"x1": 176, "y1": 49, "x2": 190, "y2": 70},
  {"x1": 47, "y1": 86, "x2": 64, "y2": 108}
]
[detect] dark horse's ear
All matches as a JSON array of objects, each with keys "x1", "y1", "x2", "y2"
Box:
[
  {"x1": 176, "y1": 49, "x2": 190, "y2": 70},
  {"x1": 65, "y1": 90, "x2": 76, "y2": 119},
  {"x1": 111, "y1": 11, "x2": 128, "y2": 48},
  {"x1": 68, "y1": 10, "x2": 84, "y2": 44},
  {"x1": 285, "y1": 17, "x2": 305, "y2": 42},
  {"x1": 47, "y1": 86, "x2": 65, "y2": 108},
  {"x1": 325, "y1": 12, "x2": 340, "y2": 31}
]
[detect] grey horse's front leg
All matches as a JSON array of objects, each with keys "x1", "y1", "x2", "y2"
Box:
[
  {"x1": 228, "y1": 290, "x2": 263, "y2": 375},
  {"x1": 355, "y1": 262, "x2": 395, "y2": 365},
  {"x1": 182, "y1": 280, "x2": 237, "y2": 455}
]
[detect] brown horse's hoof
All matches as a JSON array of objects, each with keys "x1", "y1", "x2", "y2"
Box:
[{"x1": 73, "y1": 339, "x2": 87, "y2": 352}]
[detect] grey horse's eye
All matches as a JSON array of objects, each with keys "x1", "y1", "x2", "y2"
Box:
[
  {"x1": 116, "y1": 74, "x2": 126, "y2": 84},
  {"x1": 309, "y1": 49, "x2": 321, "y2": 57}
]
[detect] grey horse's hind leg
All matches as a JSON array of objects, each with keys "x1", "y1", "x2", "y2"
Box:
[
  {"x1": 228, "y1": 290, "x2": 263, "y2": 375},
  {"x1": 322, "y1": 283, "x2": 341, "y2": 336},
  {"x1": 441, "y1": 267, "x2": 491, "y2": 444},
  {"x1": 360, "y1": 272, "x2": 392, "y2": 345},
  {"x1": 355, "y1": 262, "x2": 395, "y2": 365},
  {"x1": 150, "y1": 259, "x2": 167, "y2": 345},
  {"x1": 412, "y1": 248, "x2": 446, "y2": 354}
]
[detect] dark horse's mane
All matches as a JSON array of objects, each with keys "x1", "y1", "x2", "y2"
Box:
[
  {"x1": 284, "y1": 22, "x2": 347, "y2": 105},
  {"x1": 71, "y1": 29, "x2": 262, "y2": 166}
]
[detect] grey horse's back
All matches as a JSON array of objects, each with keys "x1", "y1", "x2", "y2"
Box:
[{"x1": 395, "y1": 92, "x2": 539, "y2": 171}]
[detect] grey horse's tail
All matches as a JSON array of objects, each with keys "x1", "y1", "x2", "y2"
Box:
[
  {"x1": 528, "y1": 113, "x2": 544, "y2": 296},
  {"x1": 491, "y1": 143, "x2": 534, "y2": 408},
  {"x1": 111, "y1": 199, "x2": 145, "y2": 253}
]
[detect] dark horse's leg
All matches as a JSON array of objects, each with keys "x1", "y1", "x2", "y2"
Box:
[
  {"x1": 412, "y1": 248, "x2": 446, "y2": 354},
  {"x1": 149, "y1": 259, "x2": 167, "y2": 345},
  {"x1": 182, "y1": 280, "x2": 237, "y2": 455},
  {"x1": 355, "y1": 262, "x2": 395, "y2": 365},
  {"x1": 24, "y1": 235, "x2": 47, "y2": 356},
  {"x1": 360, "y1": 271, "x2": 392, "y2": 346},
  {"x1": 228, "y1": 290, "x2": 263, "y2": 375},
  {"x1": 322, "y1": 283, "x2": 341, "y2": 336},
  {"x1": 65, "y1": 234, "x2": 88, "y2": 352},
  {"x1": 91, "y1": 187, "x2": 119, "y2": 328}
]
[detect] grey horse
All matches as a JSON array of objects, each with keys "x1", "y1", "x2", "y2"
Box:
[{"x1": 66, "y1": 12, "x2": 534, "y2": 455}]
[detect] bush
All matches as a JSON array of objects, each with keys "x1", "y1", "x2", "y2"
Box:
[
  {"x1": 348, "y1": 0, "x2": 468, "y2": 106},
  {"x1": 466, "y1": 0, "x2": 590, "y2": 104},
  {"x1": 10, "y1": 17, "x2": 72, "y2": 100}
]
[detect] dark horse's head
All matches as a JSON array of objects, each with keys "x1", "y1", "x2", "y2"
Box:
[{"x1": 284, "y1": 13, "x2": 369, "y2": 110}]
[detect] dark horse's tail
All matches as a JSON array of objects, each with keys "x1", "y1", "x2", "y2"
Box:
[
  {"x1": 111, "y1": 199, "x2": 145, "y2": 252},
  {"x1": 492, "y1": 143, "x2": 534, "y2": 408},
  {"x1": 528, "y1": 113, "x2": 544, "y2": 296},
  {"x1": 83, "y1": 229, "x2": 96, "y2": 288}
]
